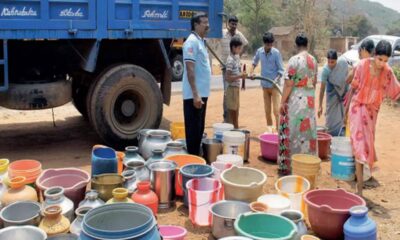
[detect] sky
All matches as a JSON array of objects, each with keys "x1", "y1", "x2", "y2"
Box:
[{"x1": 369, "y1": 0, "x2": 400, "y2": 13}]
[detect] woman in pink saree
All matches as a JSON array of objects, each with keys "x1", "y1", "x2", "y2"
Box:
[{"x1": 348, "y1": 40, "x2": 400, "y2": 195}]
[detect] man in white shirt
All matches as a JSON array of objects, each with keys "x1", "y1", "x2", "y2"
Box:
[{"x1": 220, "y1": 16, "x2": 248, "y2": 123}]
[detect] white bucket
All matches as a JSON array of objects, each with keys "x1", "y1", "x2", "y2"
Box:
[
  {"x1": 222, "y1": 131, "x2": 245, "y2": 157},
  {"x1": 257, "y1": 194, "x2": 291, "y2": 215},
  {"x1": 216, "y1": 154, "x2": 243, "y2": 167},
  {"x1": 213, "y1": 123, "x2": 234, "y2": 141},
  {"x1": 274, "y1": 175, "x2": 310, "y2": 213},
  {"x1": 331, "y1": 137, "x2": 353, "y2": 156}
]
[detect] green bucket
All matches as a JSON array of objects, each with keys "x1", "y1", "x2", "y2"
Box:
[{"x1": 234, "y1": 212, "x2": 297, "y2": 240}]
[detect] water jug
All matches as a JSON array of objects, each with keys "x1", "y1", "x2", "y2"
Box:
[{"x1": 344, "y1": 205, "x2": 377, "y2": 240}]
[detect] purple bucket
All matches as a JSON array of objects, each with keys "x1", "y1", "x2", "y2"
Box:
[
  {"x1": 259, "y1": 133, "x2": 279, "y2": 162},
  {"x1": 36, "y1": 168, "x2": 90, "y2": 208}
]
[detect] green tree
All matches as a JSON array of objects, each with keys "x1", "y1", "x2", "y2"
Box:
[
  {"x1": 345, "y1": 15, "x2": 378, "y2": 38},
  {"x1": 224, "y1": 0, "x2": 278, "y2": 52},
  {"x1": 387, "y1": 19, "x2": 400, "y2": 36}
]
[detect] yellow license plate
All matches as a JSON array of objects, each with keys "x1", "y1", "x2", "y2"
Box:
[{"x1": 179, "y1": 10, "x2": 195, "y2": 19}]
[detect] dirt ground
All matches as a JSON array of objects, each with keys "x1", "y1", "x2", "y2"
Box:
[{"x1": 1, "y1": 85, "x2": 399, "y2": 239}]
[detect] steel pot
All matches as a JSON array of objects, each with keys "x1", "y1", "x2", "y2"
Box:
[
  {"x1": 122, "y1": 170, "x2": 137, "y2": 195},
  {"x1": 91, "y1": 174, "x2": 124, "y2": 201},
  {"x1": 139, "y1": 130, "x2": 172, "y2": 159},
  {"x1": 43, "y1": 186, "x2": 74, "y2": 222},
  {"x1": 0, "y1": 226, "x2": 47, "y2": 240},
  {"x1": 209, "y1": 200, "x2": 251, "y2": 239},
  {"x1": 124, "y1": 160, "x2": 150, "y2": 181},
  {"x1": 164, "y1": 141, "x2": 187, "y2": 157},
  {"x1": 0, "y1": 201, "x2": 42, "y2": 227}
]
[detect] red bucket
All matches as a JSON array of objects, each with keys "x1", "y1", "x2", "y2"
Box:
[{"x1": 317, "y1": 132, "x2": 332, "y2": 160}]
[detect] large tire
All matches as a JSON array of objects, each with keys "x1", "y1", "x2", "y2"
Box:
[
  {"x1": 171, "y1": 54, "x2": 183, "y2": 82},
  {"x1": 89, "y1": 64, "x2": 163, "y2": 147}
]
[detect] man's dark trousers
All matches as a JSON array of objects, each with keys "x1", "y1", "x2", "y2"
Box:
[{"x1": 183, "y1": 97, "x2": 208, "y2": 156}]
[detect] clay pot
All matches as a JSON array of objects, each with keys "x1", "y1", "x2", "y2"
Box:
[
  {"x1": 1, "y1": 176, "x2": 38, "y2": 206},
  {"x1": 39, "y1": 205, "x2": 70, "y2": 237},
  {"x1": 106, "y1": 188, "x2": 134, "y2": 204},
  {"x1": 131, "y1": 181, "x2": 158, "y2": 215}
]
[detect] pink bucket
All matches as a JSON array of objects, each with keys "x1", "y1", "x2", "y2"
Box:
[
  {"x1": 259, "y1": 133, "x2": 279, "y2": 162},
  {"x1": 36, "y1": 168, "x2": 90, "y2": 208},
  {"x1": 211, "y1": 162, "x2": 232, "y2": 200},
  {"x1": 159, "y1": 225, "x2": 187, "y2": 240},
  {"x1": 187, "y1": 177, "x2": 221, "y2": 227}
]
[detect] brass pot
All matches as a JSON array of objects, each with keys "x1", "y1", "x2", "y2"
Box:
[{"x1": 91, "y1": 174, "x2": 124, "y2": 201}]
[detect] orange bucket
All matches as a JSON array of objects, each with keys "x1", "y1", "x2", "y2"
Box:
[
  {"x1": 8, "y1": 159, "x2": 42, "y2": 184},
  {"x1": 165, "y1": 154, "x2": 206, "y2": 196},
  {"x1": 116, "y1": 151, "x2": 125, "y2": 174}
]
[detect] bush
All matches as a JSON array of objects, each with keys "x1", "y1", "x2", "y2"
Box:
[{"x1": 393, "y1": 67, "x2": 400, "y2": 81}]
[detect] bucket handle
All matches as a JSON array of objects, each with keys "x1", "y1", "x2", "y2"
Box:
[{"x1": 224, "y1": 218, "x2": 234, "y2": 229}]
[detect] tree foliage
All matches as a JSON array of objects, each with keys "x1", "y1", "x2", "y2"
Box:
[
  {"x1": 345, "y1": 15, "x2": 378, "y2": 38},
  {"x1": 224, "y1": 0, "x2": 278, "y2": 52},
  {"x1": 386, "y1": 19, "x2": 400, "y2": 36}
]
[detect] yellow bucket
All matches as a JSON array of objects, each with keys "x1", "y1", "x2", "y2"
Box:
[
  {"x1": 292, "y1": 154, "x2": 321, "y2": 189},
  {"x1": 0, "y1": 159, "x2": 9, "y2": 173},
  {"x1": 170, "y1": 122, "x2": 185, "y2": 140}
]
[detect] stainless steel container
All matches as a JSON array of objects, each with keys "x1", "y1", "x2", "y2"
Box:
[
  {"x1": 122, "y1": 169, "x2": 137, "y2": 195},
  {"x1": 147, "y1": 160, "x2": 177, "y2": 209},
  {"x1": 0, "y1": 201, "x2": 42, "y2": 227},
  {"x1": 201, "y1": 138, "x2": 223, "y2": 163},
  {"x1": 139, "y1": 130, "x2": 172, "y2": 159},
  {"x1": 0, "y1": 226, "x2": 47, "y2": 240},
  {"x1": 232, "y1": 129, "x2": 251, "y2": 162},
  {"x1": 209, "y1": 200, "x2": 251, "y2": 239},
  {"x1": 43, "y1": 186, "x2": 74, "y2": 222}
]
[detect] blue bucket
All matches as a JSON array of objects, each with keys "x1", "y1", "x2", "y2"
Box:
[
  {"x1": 79, "y1": 203, "x2": 160, "y2": 240},
  {"x1": 331, "y1": 137, "x2": 355, "y2": 181},
  {"x1": 331, "y1": 153, "x2": 355, "y2": 181},
  {"x1": 91, "y1": 147, "x2": 117, "y2": 177},
  {"x1": 180, "y1": 164, "x2": 214, "y2": 207}
]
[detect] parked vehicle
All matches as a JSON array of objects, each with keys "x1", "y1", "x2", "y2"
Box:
[
  {"x1": 342, "y1": 35, "x2": 400, "y2": 67},
  {"x1": 0, "y1": 0, "x2": 223, "y2": 147}
]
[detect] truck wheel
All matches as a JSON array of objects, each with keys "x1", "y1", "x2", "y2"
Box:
[
  {"x1": 171, "y1": 54, "x2": 184, "y2": 81},
  {"x1": 89, "y1": 64, "x2": 163, "y2": 147},
  {"x1": 72, "y1": 80, "x2": 89, "y2": 118}
]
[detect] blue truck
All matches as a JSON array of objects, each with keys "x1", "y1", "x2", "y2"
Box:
[{"x1": 0, "y1": 0, "x2": 223, "y2": 147}]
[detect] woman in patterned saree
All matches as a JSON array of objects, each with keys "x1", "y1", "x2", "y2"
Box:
[
  {"x1": 278, "y1": 33, "x2": 318, "y2": 175},
  {"x1": 347, "y1": 40, "x2": 400, "y2": 195}
]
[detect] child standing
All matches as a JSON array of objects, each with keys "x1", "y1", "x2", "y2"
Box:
[{"x1": 225, "y1": 37, "x2": 247, "y2": 128}]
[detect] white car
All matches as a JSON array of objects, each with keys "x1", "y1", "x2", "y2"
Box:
[{"x1": 341, "y1": 35, "x2": 400, "y2": 67}]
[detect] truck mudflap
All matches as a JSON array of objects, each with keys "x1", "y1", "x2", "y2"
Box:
[{"x1": 159, "y1": 39, "x2": 172, "y2": 105}]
